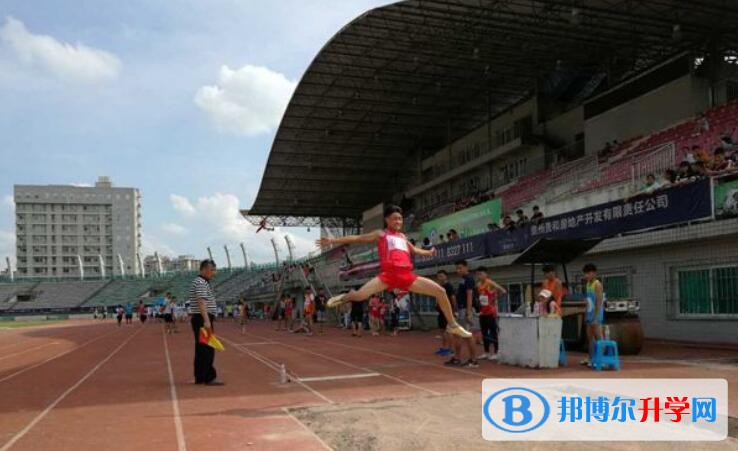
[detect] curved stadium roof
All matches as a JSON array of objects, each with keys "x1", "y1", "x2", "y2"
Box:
[{"x1": 247, "y1": 0, "x2": 738, "y2": 221}]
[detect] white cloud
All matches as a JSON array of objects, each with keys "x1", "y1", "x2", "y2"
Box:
[
  {"x1": 194, "y1": 64, "x2": 296, "y2": 136},
  {"x1": 170, "y1": 194, "x2": 196, "y2": 216},
  {"x1": 161, "y1": 222, "x2": 187, "y2": 237},
  {"x1": 2, "y1": 195, "x2": 14, "y2": 209},
  {"x1": 168, "y1": 192, "x2": 317, "y2": 264},
  {"x1": 70, "y1": 182, "x2": 92, "y2": 187},
  {"x1": 0, "y1": 16, "x2": 121, "y2": 83},
  {"x1": 141, "y1": 233, "x2": 176, "y2": 258}
]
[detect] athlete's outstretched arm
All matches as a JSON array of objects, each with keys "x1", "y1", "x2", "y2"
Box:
[
  {"x1": 409, "y1": 243, "x2": 436, "y2": 258},
  {"x1": 316, "y1": 230, "x2": 381, "y2": 249}
]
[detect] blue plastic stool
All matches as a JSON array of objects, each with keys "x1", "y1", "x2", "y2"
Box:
[
  {"x1": 559, "y1": 340, "x2": 567, "y2": 367},
  {"x1": 592, "y1": 340, "x2": 620, "y2": 371}
]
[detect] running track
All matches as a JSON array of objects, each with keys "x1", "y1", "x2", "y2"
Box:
[{"x1": 0, "y1": 319, "x2": 736, "y2": 450}]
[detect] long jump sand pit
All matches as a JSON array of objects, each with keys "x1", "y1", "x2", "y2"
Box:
[{"x1": 290, "y1": 392, "x2": 738, "y2": 451}]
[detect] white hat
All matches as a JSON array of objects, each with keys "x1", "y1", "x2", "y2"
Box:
[{"x1": 538, "y1": 289, "x2": 552, "y2": 299}]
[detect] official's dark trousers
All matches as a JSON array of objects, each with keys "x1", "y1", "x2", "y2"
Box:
[
  {"x1": 479, "y1": 315, "x2": 498, "y2": 354},
  {"x1": 191, "y1": 313, "x2": 217, "y2": 384}
]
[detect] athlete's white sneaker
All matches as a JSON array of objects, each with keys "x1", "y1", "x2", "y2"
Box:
[
  {"x1": 487, "y1": 354, "x2": 498, "y2": 361},
  {"x1": 477, "y1": 353, "x2": 488, "y2": 359},
  {"x1": 446, "y1": 322, "x2": 472, "y2": 339},
  {"x1": 327, "y1": 293, "x2": 348, "y2": 309}
]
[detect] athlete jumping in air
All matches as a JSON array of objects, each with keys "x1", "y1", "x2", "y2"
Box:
[{"x1": 317, "y1": 205, "x2": 472, "y2": 339}]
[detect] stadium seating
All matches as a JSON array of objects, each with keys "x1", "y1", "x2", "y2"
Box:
[
  {"x1": 0, "y1": 282, "x2": 37, "y2": 311},
  {"x1": 82, "y1": 278, "x2": 155, "y2": 307},
  {"x1": 13, "y1": 281, "x2": 108, "y2": 310}
]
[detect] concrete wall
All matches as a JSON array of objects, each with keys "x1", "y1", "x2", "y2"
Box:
[
  {"x1": 541, "y1": 105, "x2": 584, "y2": 145},
  {"x1": 585, "y1": 74, "x2": 711, "y2": 154}
]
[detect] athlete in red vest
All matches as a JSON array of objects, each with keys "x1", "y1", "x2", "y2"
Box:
[{"x1": 317, "y1": 205, "x2": 472, "y2": 338}]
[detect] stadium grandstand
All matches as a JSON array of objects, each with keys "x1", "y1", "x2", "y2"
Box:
[{"x1": 241, "y1": 0, "x2": 738, "y2": 345}]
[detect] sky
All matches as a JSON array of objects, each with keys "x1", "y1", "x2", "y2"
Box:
[{"x1": 0, "y1": 0, "x2": 394, "y2": 270}]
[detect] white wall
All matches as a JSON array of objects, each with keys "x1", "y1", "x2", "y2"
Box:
[{"x1": 585, "y1": 74, "x2": 711, "y2": 153}]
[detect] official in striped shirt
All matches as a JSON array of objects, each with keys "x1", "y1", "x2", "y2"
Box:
[{"x1": 189, "y1": 259, "x2": 223, "y2": 385}]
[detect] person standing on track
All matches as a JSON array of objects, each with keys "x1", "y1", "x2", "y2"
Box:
[
  {"x1": 315, "y1": 289, "x2": 327, "y2": 334},
  {"x1": 188, "y1": 259, "x2": 223, "y2": 386},
  {"x1": 239, "y1": 298, "x2": 248, "y2": 335},
  {"x1": 368, "y1": 294, "x2": 383, "y2": 336},
  {"x1": 124, "y1": 302, "x2": 133, "y2": 325},
  {"x1": 318, "y1": 205, "x2": 471, "y2": 339},
  {"x1": 303, "y1": 287, "x2": 315, "y2": 336},
  {"x1": 163, "y1": 296, "x2": 174, "y2": 335},
  {"x1": 138, "y1": 300, "x2": 147, "y2": 324},
  {"x1": 475, "y1": 266, "x2": 506, "y2": 361},
  {"x1": 434, "y1": 270, "x2": 456, "y2": 357},
  {"x1": 115, "y1": 305, "x2": 124, "y2": 327}
]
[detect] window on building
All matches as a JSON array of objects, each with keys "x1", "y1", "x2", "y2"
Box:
[
  {"x1": 602, "y1": 274, "x2": 629, "y2": 298},
  {"x1": 677, "y1": 266, "x2": 738, "y2": 316}
]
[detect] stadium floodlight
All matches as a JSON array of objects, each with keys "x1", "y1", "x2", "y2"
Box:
[
  {"x1": 77, "y1": 255, "x2": 84, "y2": 280},
  {"x1": 270, "y1": 238, "x2": 280, "y2": 267},
  {"x1": 224, "y1": 245, "x2": 232, "y2": 270},
  {"x1": 98, "y1": 254, "x2": 106, "y2": 279},
  {"x1": 240, "y1": 242, "x2": 250, "y2": 270},
  {"x1": 284, "y1": 235, "x2": 295, "y2": 263},
  {"x1": 117, "y1": 254, "x2": 125, "y2": 277},
  {"x1": 207, "y1": 247, "x2": 214, "y2": 262},
  {"x1": 137, "y1": 253, "x2": 145, "y2": 278}
]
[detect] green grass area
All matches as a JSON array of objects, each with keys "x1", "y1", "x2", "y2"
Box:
[{"x1": 0, "y1": 319, "x2": 64, "y2": 329}]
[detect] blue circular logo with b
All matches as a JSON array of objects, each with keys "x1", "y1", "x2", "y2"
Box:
[{"x1": 483, "y1": 387, "x2": 550, "y2": 433}]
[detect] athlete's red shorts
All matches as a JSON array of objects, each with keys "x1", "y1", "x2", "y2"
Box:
[{"x1": 378, "y1": 269, "x2": 418, "y2": 291}]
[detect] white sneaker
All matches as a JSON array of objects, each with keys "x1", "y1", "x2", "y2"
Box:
[
  {"x1": 477, "y1": 353, "x2": 488, "y2": 359},
  {"x1": 327, "y1": 293, "x2": 348, "y2": 308},
  {"x1": 487, "y1": 354, "x2": 498, "y2": 361}
]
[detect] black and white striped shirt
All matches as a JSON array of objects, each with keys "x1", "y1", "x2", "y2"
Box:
[{"x1": 188, "y1": 276, "x2": 217, "y2": 314}]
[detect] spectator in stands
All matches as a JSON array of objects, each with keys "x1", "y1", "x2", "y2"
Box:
[
  {"x1": 676, "y1": 161, "x2": 693, "y2": 182},
  {"x1": 720, "y1": 128, "x2": 736, "y2": 151},
  {"x1": 695, "y1": 112, "x2": 710, "y2": 136},
  {"x1": 638, "y1": 173, "x2": 662, "y2": 195},
  {"x1": 502, "y1": 215, "x2": 516, "y2": 232},
  {"x1": 531, "y1": 205, "x2": 544, "y2": 225},
  {"x1": 692, "y1": 145, "x2": 710, "y2": 164},
  {"x1": 515, "y1": 209, "x2": 529, "y2": 226},
  {"x1": 691, "y1": 161, "x2": 709, "y2": 178},
  {"x1": 487, "y1": 223, "x2": 499, "y2": 232},
  {"x1": 662, "y1": 169, "x2": 677, "y2": 187},
  {"x1": 422, "y1": 237, "x2": 432, "y2": 249},
  {"x1": 448, "y1": 229, "x2": 460, "y2": 241},
  {"x1": 708, "y1": 148, "x2": 735, "y2": 175},
  {"x1": 438, "y1": 234, "x2": 445, "y2": 244}
]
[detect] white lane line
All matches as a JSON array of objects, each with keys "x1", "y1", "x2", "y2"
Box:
[
  {"x1": 244, "y1": 332, "x2": 441, "y2": 396},
  {"x1": 162, "y1": 331, "x2": 187, "y2": 451},
  {"x1": 298, "y1": 373, "x2": 381, "y2": 382},
  {"x1": 236, "y1": 342, "x2": 272, "y2": 346},
  {"x1": 0, "y1": 330, "x2": 118, "y2": 383},
  {"x1": 219, "y1": 336, "x2": 334, "y2": 405},
  {"x1": 0, "y1": 328, "x2": 142, "y2": 451},
  {"x1": 0, "y1": 342, "x2": 59, "y2": 361},
  {"x1": 281, "y1": 407, "x2": 334, "y2": 451}
]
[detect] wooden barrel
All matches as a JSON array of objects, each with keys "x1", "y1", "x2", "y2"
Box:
[{"x1": 604, "y1": 315, "x2": 644, "y2": 355}]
